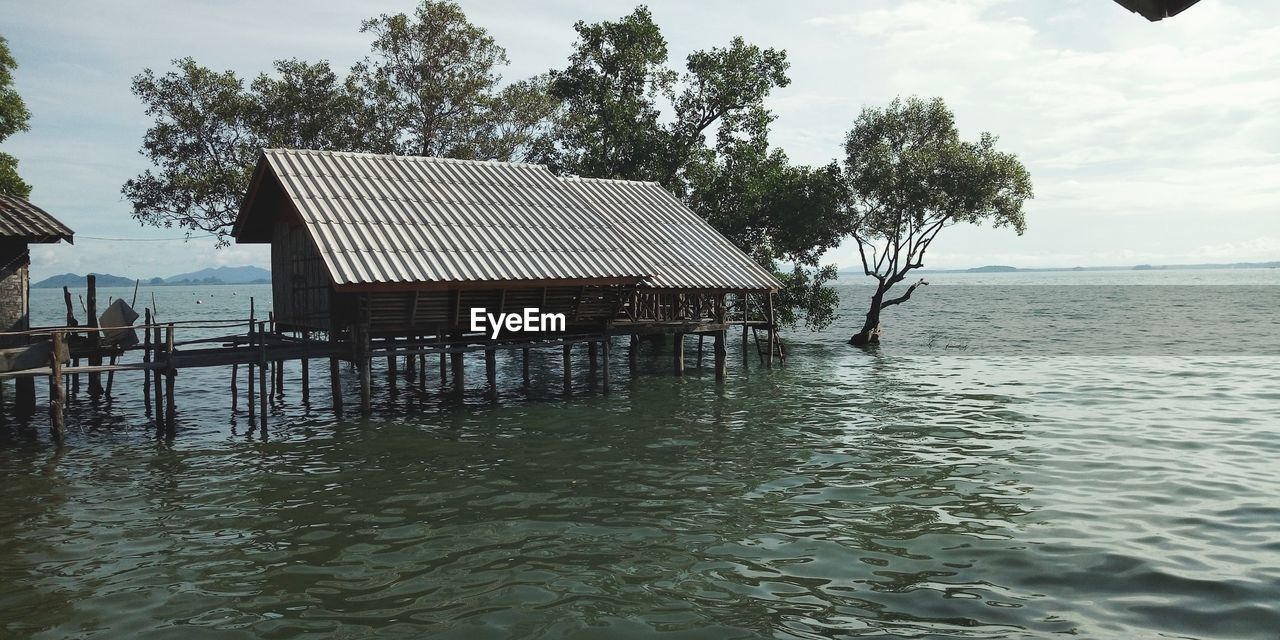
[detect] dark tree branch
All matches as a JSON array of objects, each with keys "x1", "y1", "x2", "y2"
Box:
[{"x1": 879, "y1": 278, "x2": 928, "y2": 309}]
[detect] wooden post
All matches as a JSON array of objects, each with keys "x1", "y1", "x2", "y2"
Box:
[
  {"x1": 64, "y1": 286, "x2": 79, "y2": 397},
  {"x1": 766, "y1": 292, "x2": 776, "y2": 369},
  {"x1": 165, "y1": 324, "x2": 176, "y2": 437},
  {"x1": 247, "y1": 299, "x2": 256, "y2": 423},
  {"x1": 674, "y1": 333, "x2": 684, "y2": 376},
  {"x1": 438, "y1": 333, "x2": 448, "y2": 387},
  {"x1": 329, "y1": 356, "x2": 343, "y2": 412},
  {"x1": 142, "y1": 308, "x2": 152, "y2": 408},
  {"x1": 231, "y1": 363, "x2": 238, "y2": 412},
  {"x1": 522, "y1": 348, "x2": 531, "y2": 388},
  {"x1": 485, "y1": 348, "x2": 497, "y2": 401},
  {"x1": 105, "y1": 355, "x2": 116, "y2": 398},
  {"x1": 715, "y1": 329, "x2": 727, "y2": 381},
  {"x1": 358, "y1": 324, "x2": 372, "y2": 412},
  {"x1": 741, "y1": 292, "x2": 750, "y2": 370},
  {"x1": 246, "y1": 323, "x2": 256, "y2": 424},
  {"x1": 562, "y1": 343, "x2": 572, "y2": 394},
  {"x1": 49, "y1": 332, "x2": 65, "y2": 442},
  {"x1": 601, "y1": 337, "x2": 610, "y2": 395},
  {"x1": 301, "y1": 331, "x2": 310, "y2": 405},
  {"x1": 387, "y1": 337, "x2": 397, "y2": 381},
  {"x1": 418, "y1": 336, "x2": 427, "y2": 388},
  {"x1": 86, "y1": 274, "x2": 102, "y2": 398},
  {"x1": 405, "y1": 336, "x2": 415, "y2": 384},
  {"x1": 152, "y1": 319, "x2": 164, "y2": 422},
  {"x1": 697, "y1": 335, "x2": 705, "y2": 368},
  {"x1": 588, "y1": 341, "x2": 598, "y2": 372},
  {"x1": 258, "y1": 321, "x2": 268, "y2": 429}
]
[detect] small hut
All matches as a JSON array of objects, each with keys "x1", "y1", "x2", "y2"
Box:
[
  {"x1": 233, "y1": 150, "x2": 780, "y2": 356},
  {"x1": 0, "y1": 195, "x2": 74, "y2": 347}
]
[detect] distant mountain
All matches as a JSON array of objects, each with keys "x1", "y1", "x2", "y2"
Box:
[
  {"x1": 163, "y1": 265, "x2": 271, "y2": 284},
  {"x1": 966, "y1": 265, "x2": 1018, "y2": 273},
  {"x1": 32, "y1": 273, "x2": 136, "y2": 289}
]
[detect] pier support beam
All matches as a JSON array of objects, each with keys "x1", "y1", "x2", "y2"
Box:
[
  {"x1": 715, "y1": 329, "x2": 727, "y2": 381},
  {"x1": 629, "y1": 334, "x2": 638, "y2": 373},
  {"x1": 358, "y1": 324, "x2": 372, "y2": 413},
  {"x1": 329, "y1": 357, "x2": 342, "y2": 412},
  {"x1": 522, "y1": 348, "x2": 531, "y2": 388},
  {"x1": 258, "y1": 322, "x2": 268, "y2": 429},
  {"x1": 165, "y1": 324, "x2": 177, "y2": 437},
  {"x1": 451, "y1": 349, "x2": 465, "y2": 397},
  {"x1": 766, "y1": 293, "x2": 776, "y2": 369}
]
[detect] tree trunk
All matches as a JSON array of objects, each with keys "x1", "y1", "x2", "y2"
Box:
[{"x1": 849, "y1": 287, "x2": 886, "y2": 346}]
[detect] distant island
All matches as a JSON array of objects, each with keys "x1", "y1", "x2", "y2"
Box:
[
  {"x1": 839, "y1": 260, "x2": 1279, "y2": 277},
  {"x1": 33, "y1": 265, "x2": 271, "y2": 289}
]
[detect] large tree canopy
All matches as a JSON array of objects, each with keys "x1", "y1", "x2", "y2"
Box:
[
  {"x1": 0, "y1": 35, "x2": 32, "y2": 198},
  {"x1": 124, "y1": 1, "x2": 554, "y2": 245},
  {"x1": 844, "y1": 96, "x2": 1034, "y2": 345}
]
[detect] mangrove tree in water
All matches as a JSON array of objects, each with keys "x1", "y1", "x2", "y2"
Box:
[{"x1": 843, "y1": 96, "x2": 1034, "y2": 346}]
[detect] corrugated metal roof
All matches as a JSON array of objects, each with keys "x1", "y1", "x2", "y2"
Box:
[
  {"x1": 561, "y1": 177, "x2": 781, "y2": 291},
  {"x1": 238, "y1": 149, "x2": 779, "y2": 291},
  {"x1": 0, "y1": 195, "x2": 74, "y2": 243}
]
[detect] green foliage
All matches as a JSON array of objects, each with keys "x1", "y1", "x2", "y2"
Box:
[
  {"x1": 123, "y1": 58, "x2": 258, "y2": 245},
  {"x1": 547, "y1": 6, "x2": 840, "y2": 329},
  {"x1": 124, "y1": 0, "x2": 558, "y2": 244},
  {"x1": 1, "y1": 35, "x2": 32, "y2": 197},
  {"x1": 351, "y1": 1, "x2": 508, "y2": 157},
  {"x1": 843, "y1": 96, "x2": 1033, "y2": 342}
]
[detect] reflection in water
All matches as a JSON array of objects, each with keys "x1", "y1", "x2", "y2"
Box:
[{"x1": 2, "y1": 280, "x2": 1280, "y2": 638}]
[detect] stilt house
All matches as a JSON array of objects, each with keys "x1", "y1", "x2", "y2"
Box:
[{"x1": 232, "y1": 150, "x2": 780, "y2": 348}]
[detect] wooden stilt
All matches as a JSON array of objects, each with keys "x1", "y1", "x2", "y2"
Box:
[
  {"x1": 418, "y1": 336, "x2": 427, "y2": 388},
  {"x1": 674, "y1": 333, "x2": 684, "y2": 376},
  {"x1": 105, "y1": 355, "x2": 117, "y2": 398},
  {"x1": 329, "y1": 356, "x2": 343, "y2": 412},
  {"x1": 715, "y1": 329, "x2": 727, "y2": 381},
  {"x1": 588, "y1": 341, "x2": 598, "y2": 372},
  {"x1": 142, "y1": 308, "x2": 152, "y2": 410},
  {"x1": 165, "y1": 324, "x2": 176, "y2": 437},
  {"x1": 741, "y1": 291, "x2": 750, "y2": 370},
  {"x1": 301, "y1": 331, "x2": 310, "y2": 405},
  {"x1": 153, "y1": 320, "x2": 164, "y2": 423},
  {"x1": 522, "y1": 348, "x2": 531, "y2": 388},
  {"x1": 247, "y1": 300, "x2": 256, "y2": 424},
  {"x1": 231, "y1": 363, "x2": 239, "y2": 412},
  {"x1": 438, "y1": 333, "x2": 448, "y2": 387},
  {"x1": 87, "y1": 274, "x2": 102, "y2": 399},
  {"x1": 562, "y1": 343, "x2": 572, "y2": 394},
  {"x1": 450, "y1": 329, "x2": 464, "y2": 396},
  {"x1": 697, "y1": 335, "x2": 704, "y2": 368},
  {"x1": 766, "y1": 292, "x2": 776, "y2": 369},
  {"x1": 601, "y1": 337, "x2": 610, "y2": 395},
  {"x1": 258, "y1": 321, "x2": 268, "y2": 429},
  {"x1": 49, "y1": 332, "x2": 65, "y2": 442},
  {"x1": 64, "y1": 287, "x2": 79, "y2": 397},
  {"x1": 358, "y1": 324, "x2": 372, "y2": 412},
  {"x1": 485, "y1": 348, "x2": 497, "y2": 401}
]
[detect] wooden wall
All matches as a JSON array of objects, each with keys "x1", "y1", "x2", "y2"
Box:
[
  {"x1": 270, "y1": 219, "x2": 331, "y2": 332},
  {"x1": 0, "y1": 240, "x2": 29, "y2": 348}
]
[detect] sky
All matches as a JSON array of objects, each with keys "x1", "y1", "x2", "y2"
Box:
[{"x1": 3, "y1": 0, "x2": 1278, "y2": 281}]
